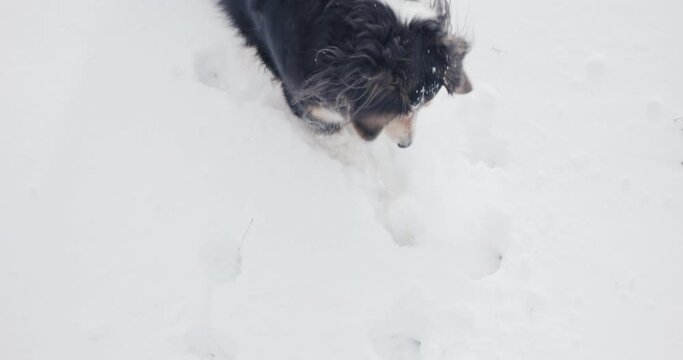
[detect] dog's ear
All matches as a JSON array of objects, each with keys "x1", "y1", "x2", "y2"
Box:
[
  {"x1": 442, "y1": 36, "x2": 473, "y2": 94},
  {"x1": 445, "y1": 69, "x2": 472, "y2": 94}
]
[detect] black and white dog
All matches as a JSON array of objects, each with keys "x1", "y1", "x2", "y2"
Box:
[{"x1": 218, "y1": 0, "x2": 472, "y2": 148}]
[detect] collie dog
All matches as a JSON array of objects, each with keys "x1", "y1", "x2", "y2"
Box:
[{"x1": 218, "y1": 0, "x2": 472, "y2": 147}]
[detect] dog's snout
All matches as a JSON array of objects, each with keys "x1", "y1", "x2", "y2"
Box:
[
  {"x1": 385, "y1": 114, "x2": 415, "y2": 149},
  {"x1": 397, "y1": 138, "x2": 413, "y2": 148}
]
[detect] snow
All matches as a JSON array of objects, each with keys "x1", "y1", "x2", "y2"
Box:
[{"x1": 2, "y1": 0, "x2": 683, "y2": 359}]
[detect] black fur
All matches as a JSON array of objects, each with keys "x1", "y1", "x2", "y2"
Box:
[{"x1": 218, "y1": 0, "x2": 471, "y2": 146}]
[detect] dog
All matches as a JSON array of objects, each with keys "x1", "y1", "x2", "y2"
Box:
[{"x1": 218, "y1": 0, "x2": 472, "y2": 148}]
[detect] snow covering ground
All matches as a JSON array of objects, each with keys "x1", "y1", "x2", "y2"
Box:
[{"x1": 2, "y1": 0, "x2": 683, "y2": 359}]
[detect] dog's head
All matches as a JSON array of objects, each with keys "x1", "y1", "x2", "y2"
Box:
[{"x1": 296, "y1": 0, "x2": 472, "y2": 147}]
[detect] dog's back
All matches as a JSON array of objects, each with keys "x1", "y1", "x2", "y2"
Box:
[{"x1": 217, "y1": 0, "x2": 329, "y2": 86}]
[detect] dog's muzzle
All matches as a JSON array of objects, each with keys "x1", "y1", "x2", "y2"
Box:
[{"x1": 385, "y1": 114, "x2": 415, "y2": 148}]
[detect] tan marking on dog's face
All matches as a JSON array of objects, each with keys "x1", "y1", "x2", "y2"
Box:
[
  {"x1": 385, "y1": 113, "x2": 415, "y2": 148},
  {"x1": 309, "y1": 106, "x2": 347, "y2": 124}
]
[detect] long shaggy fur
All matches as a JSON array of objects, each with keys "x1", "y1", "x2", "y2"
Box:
[{"x1": 218, "y1": 0, "x2": 472, "y2": 146}]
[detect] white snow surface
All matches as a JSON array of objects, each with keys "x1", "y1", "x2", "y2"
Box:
[{"x1": 2, "y1": 0, "x2": 683, "y2": 359}]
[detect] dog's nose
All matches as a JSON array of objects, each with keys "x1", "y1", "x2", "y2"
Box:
[{"x1": 397, "y1": 139, "x2": 412, "y2": 148}]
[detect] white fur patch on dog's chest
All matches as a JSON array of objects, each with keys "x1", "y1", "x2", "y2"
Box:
[{"x1": 378, "y1": 0, "x2": 438, "y2": 22}]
